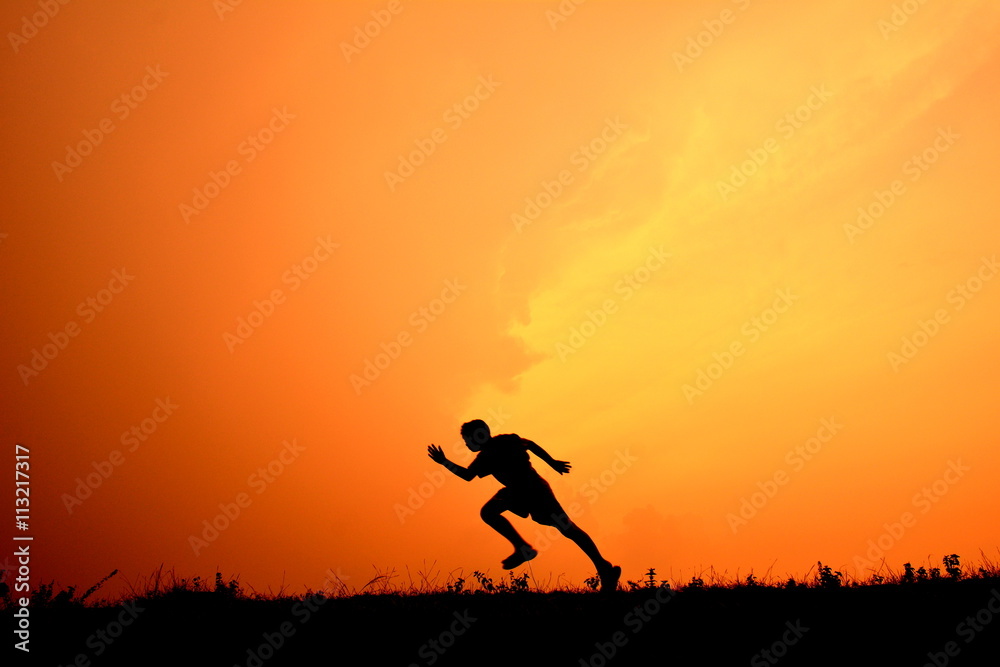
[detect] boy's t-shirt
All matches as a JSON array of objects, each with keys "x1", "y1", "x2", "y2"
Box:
[{"x1": 467, "y1": 433, "x2": 544, "y2": 488}]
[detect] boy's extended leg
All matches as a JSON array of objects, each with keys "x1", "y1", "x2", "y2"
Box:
[
  {"x1": 480, "y1": 496, "x2": 538, "y2": 569},
  {"x1": 556, "y1": 517, "x2": 620, "y2": 592}
]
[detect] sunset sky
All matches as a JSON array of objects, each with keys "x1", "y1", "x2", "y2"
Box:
[{"x1": 2, "y1": 0, "x2": 999, "y2": 599}]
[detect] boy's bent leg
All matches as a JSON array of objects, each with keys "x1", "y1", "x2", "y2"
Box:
[{"x1": 480, "y1": 496, "x2": 537, "y2": 569}]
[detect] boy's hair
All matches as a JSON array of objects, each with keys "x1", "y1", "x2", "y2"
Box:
[{"x1": 460, "y1": 419, "x2": 491, "y2": 444}]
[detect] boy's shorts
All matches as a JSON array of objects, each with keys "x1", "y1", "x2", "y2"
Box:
[{"x1": 490, "y1": 479, "x2": 570, "y2": 528}]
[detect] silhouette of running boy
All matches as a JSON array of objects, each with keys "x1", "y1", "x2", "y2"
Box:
[{"x1": 428, "y1": 419, "x2": 621, "y2": 592}]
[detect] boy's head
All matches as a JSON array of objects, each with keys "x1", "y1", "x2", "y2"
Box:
[{"x1": 460, "y1": 419, "x2": 491, "y2": 451}]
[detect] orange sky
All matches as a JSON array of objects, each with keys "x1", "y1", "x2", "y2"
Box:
[{"x1": 2, "y1": 0, "x2": 999, "y2": 598}]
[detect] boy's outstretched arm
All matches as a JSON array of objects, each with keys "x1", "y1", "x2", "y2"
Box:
[
  {"x1": 427, "y1": 444, "x2": 476, "y2": 481},
  {"x1": 524, "y1": 440, "x2": 571, "y2": 474}
]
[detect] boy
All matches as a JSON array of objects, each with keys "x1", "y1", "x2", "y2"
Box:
[{"x1": 428, "y1": 419, "x2": 621, "y2": 592}]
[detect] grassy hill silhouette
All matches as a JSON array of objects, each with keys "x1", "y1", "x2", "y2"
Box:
[{"x1": 10, "y1": 554, "x2": 1000, "y2": 666}]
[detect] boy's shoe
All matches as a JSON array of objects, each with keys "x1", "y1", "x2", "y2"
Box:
[
  {"x1": 599, "y1": 564, "x2": 621, "y2": 593},
  {"x1": 502, "y1": 546, "x2": 538, "y2": 569}
]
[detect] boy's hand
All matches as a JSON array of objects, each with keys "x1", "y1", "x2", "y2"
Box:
[
  {"x1": 550, "y1": 459, "x2": 571, "y2": 474},
  {"x1": 427, "y1": 444, "x2": 446, "y2": 464}
]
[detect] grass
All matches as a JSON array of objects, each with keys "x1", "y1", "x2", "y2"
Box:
[
  {"x1": 8, "y1": 550, "x2": 999, "y2": 609},
  {"x1": 8, "y1": 551, "x2": 1000, "y2": 666}
]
